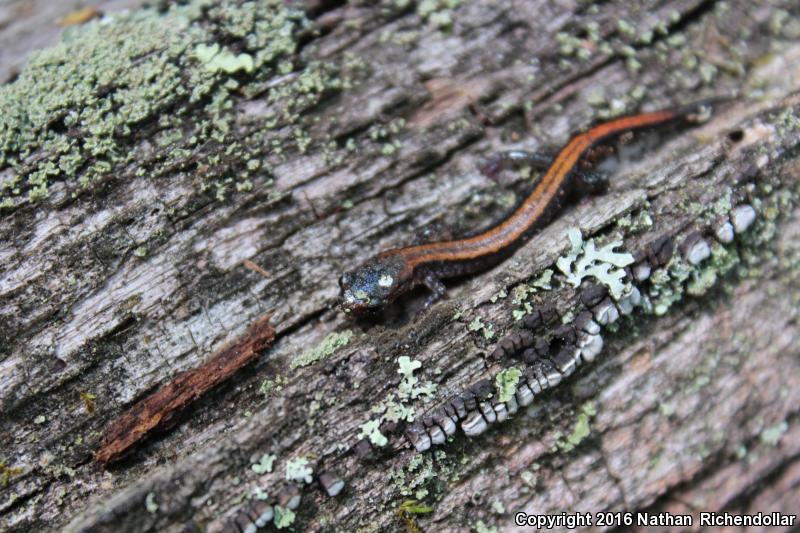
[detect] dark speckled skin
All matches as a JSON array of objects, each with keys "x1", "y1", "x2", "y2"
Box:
[
  {"x1": 338, "y1": 100, "x2": 721, "y2": 316},
  {"x1": 338, "y1": 253, "x2": 413, "y2": 314}
]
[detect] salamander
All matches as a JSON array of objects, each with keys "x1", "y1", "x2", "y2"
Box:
[{"x1": 339, "y1": 100, "x2": 719, "y2": 315}]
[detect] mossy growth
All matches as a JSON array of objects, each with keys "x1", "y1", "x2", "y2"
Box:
[
  {"x1": 290, "y1": 330, "x2": 353, "y2": 369},
  {"x1": 0, "y1": 0, "x2": 343, "y2": 209},
  {"x1": 494, "y1": 367, "x2": 521, "y2": 403},
  {"x1": 391, "y1": 449, "x2": 454, "y2": 501},
  {"x1": 359, "y1": 356, "x2": 437, "y2": 447},
  {"x1": 273, "y1": 505, "x2": 295, "y2": 529},
  {"x1": 251, "y1": 453, "x2": 276, "y2": 474},
  {"x1": 554, "y1": 402, "x2": 597, "y2": 453}
]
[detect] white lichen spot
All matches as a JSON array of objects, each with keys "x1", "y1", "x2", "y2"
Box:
[
  {"x1": 144, "y1": 492, "x2": 158, "y2": 514},
  {"x1": 556, "y1": 227, "x2": 634, "y2": 299},
  {"x1": 358, "y1": 419, "x2": 388, "y2": 447},
  {"x1": 378, "y1": 274, "x2": 394, "y2": 287},
  {"x1": 532, "y1": 269, "x2": 553, "y2": 289},
  {"x1": 760, "y1": 421, "x2": 788, "y2": 446},
  {"x1": 252, "y1": 453, "x2": 276, "y2": 474},
  {"x1": 398, "y1": 355, "x2": 422, "y2": 380},
  {"x1": 285, "y1": 457, "x2": 313, "y2": 484}
]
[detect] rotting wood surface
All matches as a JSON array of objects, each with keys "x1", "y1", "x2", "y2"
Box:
[{"x1": 1, "y1": 1, "x2": 799, "y2": 532}]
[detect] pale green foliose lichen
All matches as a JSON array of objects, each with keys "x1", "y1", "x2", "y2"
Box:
[
  {"x1": 494, "y1": 367, "x2": 522, "y2": 403},
  {"x1": 285, "y1": 456, "x2": 313, "y2": 484},
  {"x1": 759, "y1": 421, "x2": 788, "y2": 446},
  {"x1": 251, "y1": 453, "x2": 276, "y2": 474},
  {"x1": 358, "y1": 418, "x2": 388, "y2": 447},
  {"x1": 556, "y1": 227, "x2": 634, "y2": 299},
  {"x1": 273, "y1": 505, "x2": 295, "y2": 529},
  {"x1": 144, "y1": 492, "x2": 158, "y2": 513},
  {"x1": 359, "y1": 356, "x2": 437, "y2": 447},
  {"x1": 467, "y1": 316, "x2": 495, "y2": 340},
  {"x1": 259, "y1": 374, "x2": 288, "y2": 398}
]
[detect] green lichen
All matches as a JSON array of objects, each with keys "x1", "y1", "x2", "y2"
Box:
[
  {"x1": 391, "y1": 450, "x2": 451, "y2": 500},
  {"x1": 532, "y1": 269, "x2": 554, "y2": 290},
  {"x1": 195, "y1": 43, "x2": 254, "y2": 73},
  {"x1": 489, "y1": 288, "x2": 507, "y2": 303},
  {"x1": 358, "y1": 418, "x2": 388, "y2": 447},
  {"x1": 392, "y1": 356, "x2": 435, "y2": 404},
  {"x1": 555, "y1": 402, "x2": 597, "y2": 452},
  {"x1": 397, "y1": 499, "x2": 434, "y2": 515},
  {"x1": 474, "y1": 520, "x2": 499, "y2": 533},
  {"x1": 494, "y1": 367, "x2": 522, "y2": 403},
  {"x1": 290, "y1": 330, "x2": 353, "y2": 369},
  {"x1": 378, "y1": 398, "x2": 415, "y2": 424},
  {"x1": 467, "y1": 316, "x2": 495, "y2": 340},
  {"x1": 417, "y1": 0, "x2": 461, "y2": 29},
  {"x1": 273, "y1": 505, "x2": 295, "y2": 529},
  {"x1": 251, "y1": 486, "x2": 269, "y2": 500},
  {"x1": 397, "y1": 356, "x2": 437, "y2": 402},
  {"x1": 0, "y1": 1, "x2": 342, "y2": 208},
  {"x1": 658, "y1": 402, "x2": 676, "y2": 417},
  {"x1": 0, "y1": 461, "x2": 24, "y2": 487},
  {"x1": 759, "y1": 421, "x2": 788, "y2": 446},
  {"x1": 251, "y1": 453, "x2": 276, "y2": 474},
  {"x1": 259, "y1": 374, "x2": 288, "y2": 398},
  {"x1": 362, "y1": 356, "x2": 437, "y2": 447}
]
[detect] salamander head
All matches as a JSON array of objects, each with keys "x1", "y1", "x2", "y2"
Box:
[{"x1": 339, "y1": 255, "x2": 412, "y2": 315}]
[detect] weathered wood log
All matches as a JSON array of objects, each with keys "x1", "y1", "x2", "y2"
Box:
[{"x1": 1, "y1": 1, "x2": 799, "y2": 532}]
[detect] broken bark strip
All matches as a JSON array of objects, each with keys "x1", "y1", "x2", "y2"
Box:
[{"x1": 94, "y1": 314, "x2": 275, "y2": 465}]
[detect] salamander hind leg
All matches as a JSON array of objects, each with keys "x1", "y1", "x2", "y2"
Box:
[
  {"x1": 571, "y1": 169, "x2": 610, "y2": 196},
  {"x1": 418, "y1": 267, "x2": 448, "y2": 307},
  {"x1": 479, "y1": 150, "x2": 553, "y2": 178}
]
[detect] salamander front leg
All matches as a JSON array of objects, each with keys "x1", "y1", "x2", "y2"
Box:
[
  {"x1": 419, "y1": 268, "x2": 448, "y2": 307},
  {"x1": 572, "y1": 169, "x2": 610, "y2": 196},
  {"x1": 480, "y1": 150, "x2": 553, "y2": 178}
]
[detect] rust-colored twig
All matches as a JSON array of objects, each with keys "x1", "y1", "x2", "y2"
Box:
[
  {"x1": 95, "y1": 314, "x2": 275, "y2": 465},
  {"x1": 243, "y1": 259, "x2": 271, "y2": 279}
]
